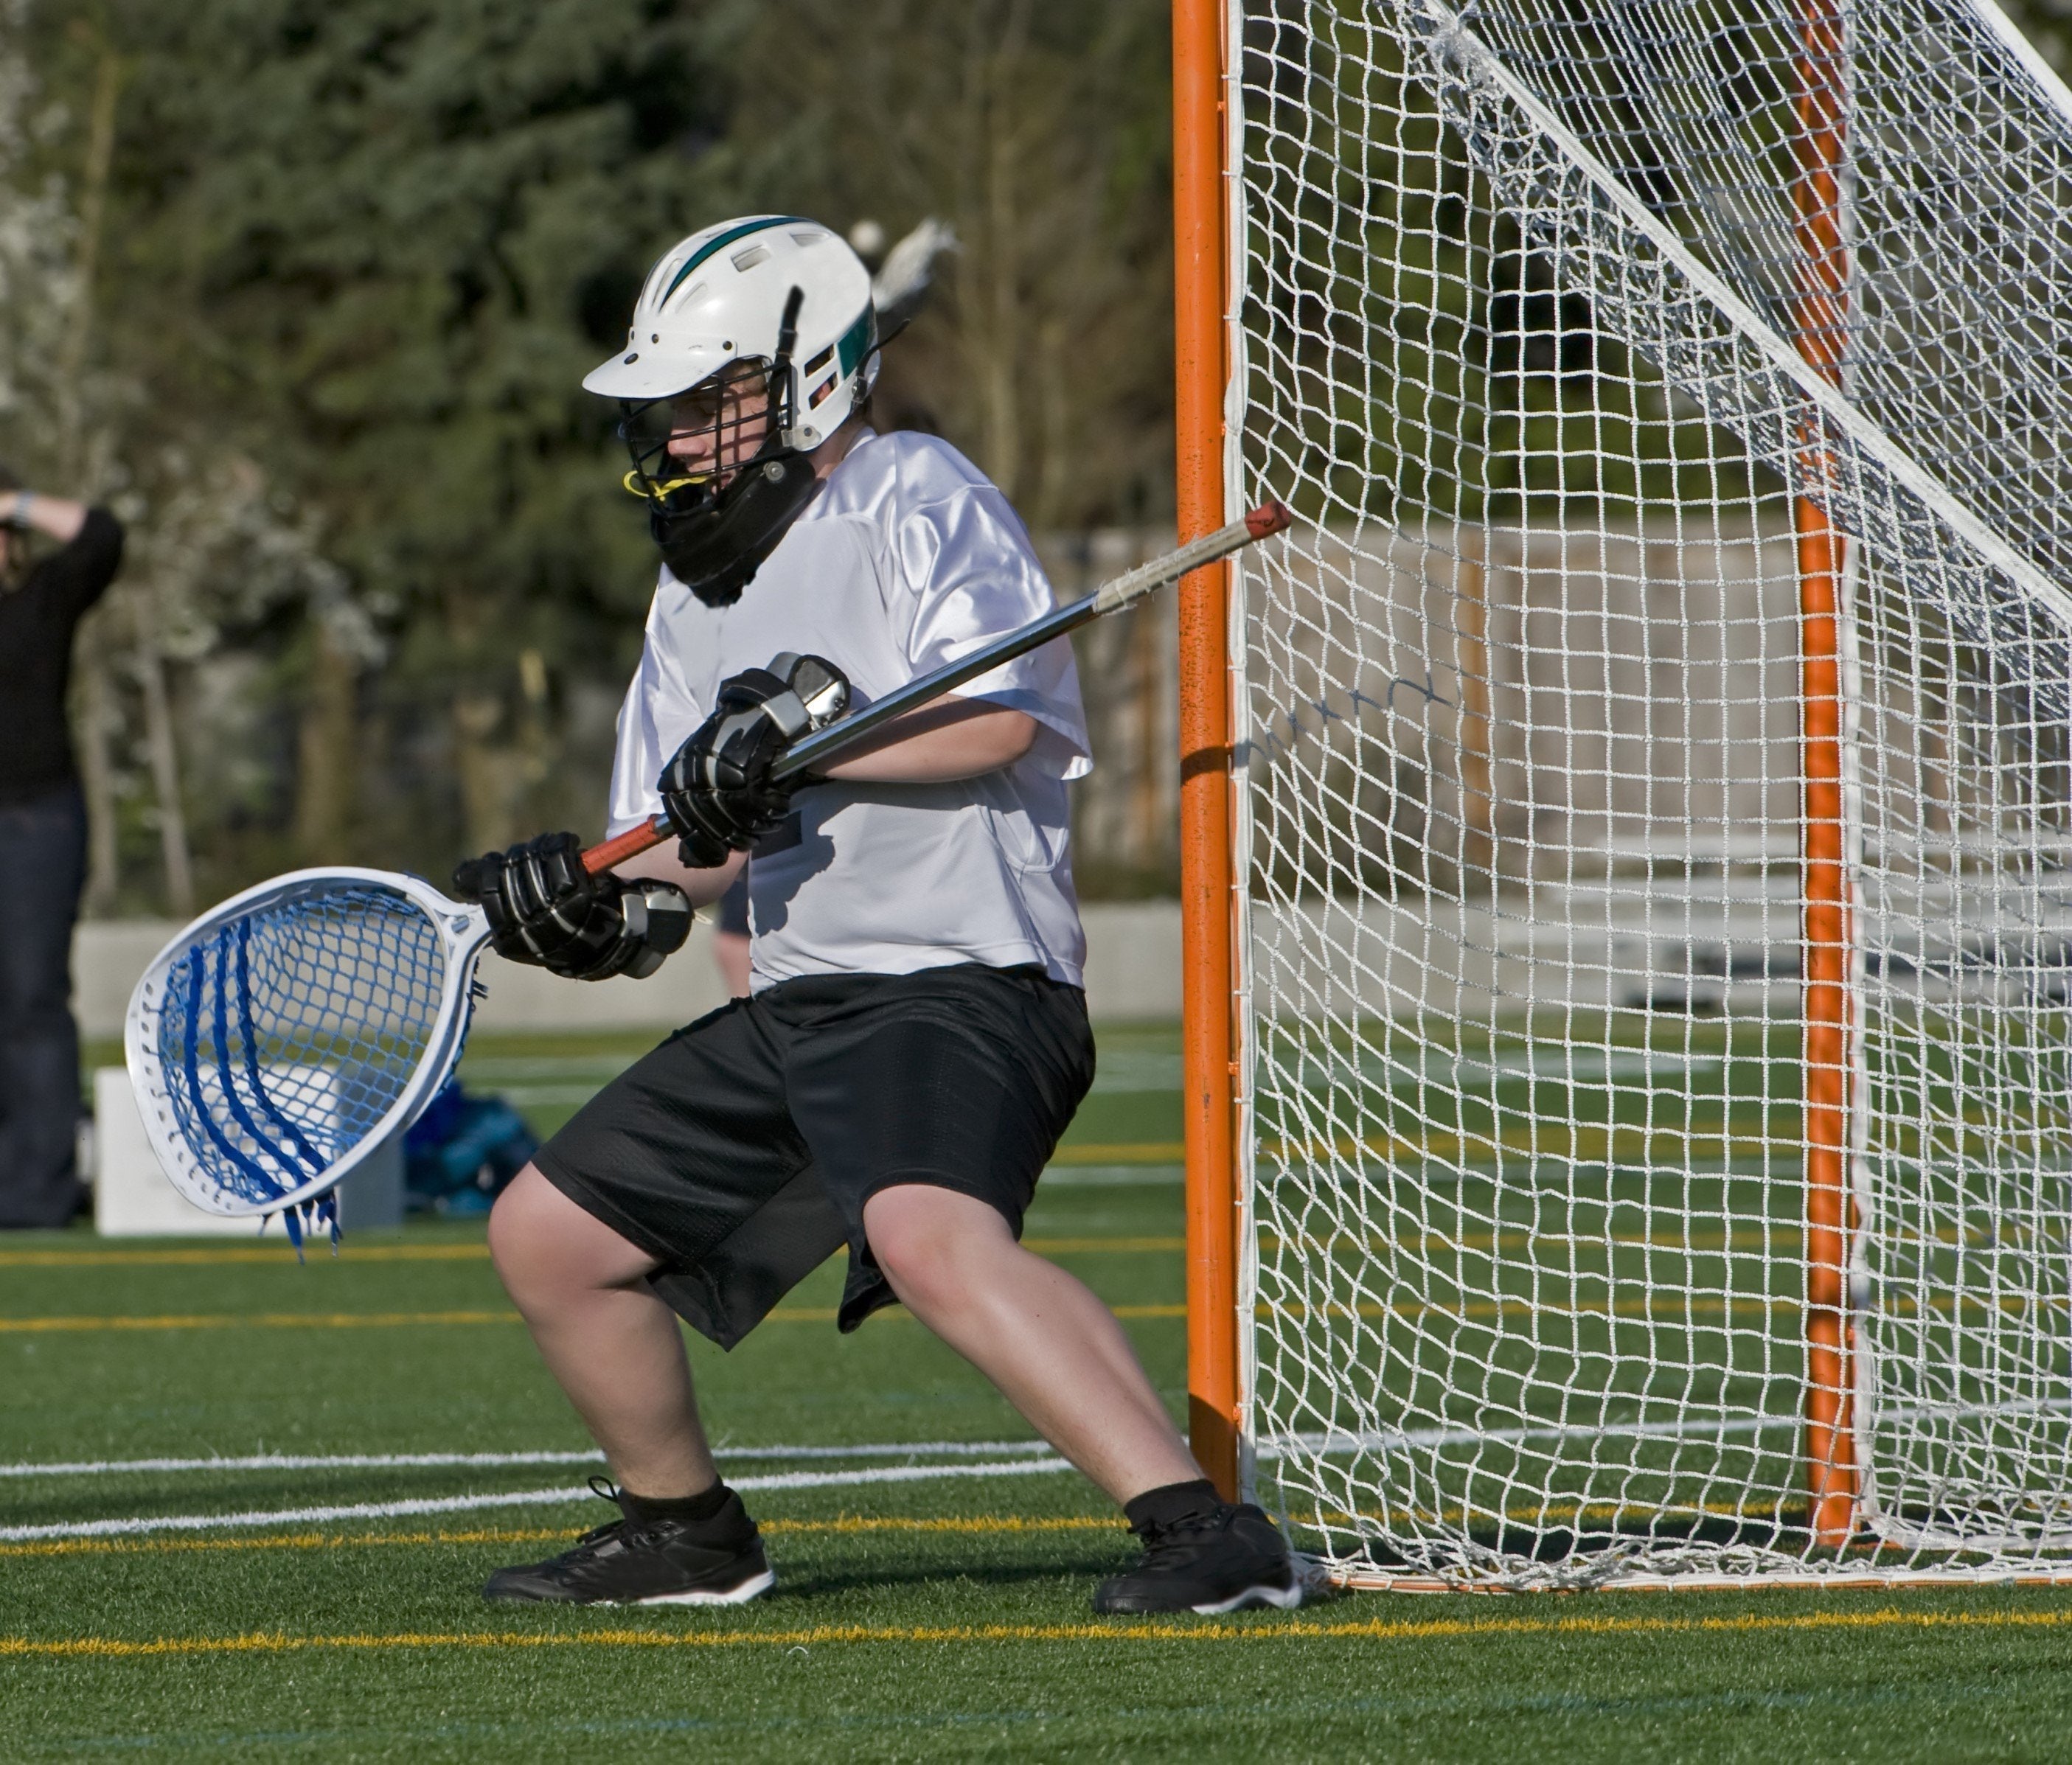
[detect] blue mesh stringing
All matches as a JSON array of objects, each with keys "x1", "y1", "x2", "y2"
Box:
[{"x1": 155, "y1": 883, "x2": 448, "y2": 1209}]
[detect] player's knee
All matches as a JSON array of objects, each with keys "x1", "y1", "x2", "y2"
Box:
[
  {"x1": 871, "y1": 1236, "x2": 963, "y2": 1315},
  {"x1": 490, "y1": 1164, "x2": 665, "y2": 1309},
  {"x1": 863, "y1": 1186, "x2": 1009, "y2": 1315},
  {"x1": 487, "y1": 1165, "x2": 565, "y2": 1295}
]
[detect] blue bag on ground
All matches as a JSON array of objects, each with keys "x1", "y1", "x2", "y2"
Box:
[{"x1": 403, "y1": 1080, "x2": 538, "y2": 1214}]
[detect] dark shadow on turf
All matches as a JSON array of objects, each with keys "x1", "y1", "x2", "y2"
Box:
[{"x1": 759, "y1": 1549, "x2": 1136, "y2": 1601}]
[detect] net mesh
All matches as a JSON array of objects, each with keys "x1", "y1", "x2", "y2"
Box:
[
  {"x1": 1231, "y1": 0, "x2": 2072, "y2": 1584},
  {"x1": 150, "y1": 883, "x2": 450, "y2": 1212}
]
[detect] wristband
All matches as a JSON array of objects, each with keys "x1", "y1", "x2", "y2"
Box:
[{"x1": 9, "y1": 490, "x2": 31, "y2": 528}]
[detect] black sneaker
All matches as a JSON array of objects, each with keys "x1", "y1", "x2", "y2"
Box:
[
  {"x1": 483, "y1": 1480, "x2": 775, "y2": 1606},
  {"x1": 1094, "y1": 1501, "x2": 1304, "y2": 1615}
]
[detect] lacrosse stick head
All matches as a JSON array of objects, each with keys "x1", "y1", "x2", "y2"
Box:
[{"x1": 125, "y1": 868, "x2": 492, "y2": 1229}]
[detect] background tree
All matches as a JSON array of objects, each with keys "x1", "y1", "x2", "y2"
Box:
[
  {"x1": 105, "y1": 0, "x2": 729, "y2": 876},
  {"x1": 0, "y1": 0, "x2": 1179, "y2": 911},
  {"x1": 703, "y1": 0, "x2": 1174, "y2": 532}
]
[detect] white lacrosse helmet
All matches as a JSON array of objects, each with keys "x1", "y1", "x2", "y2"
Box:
[{"x1": 583, "y1": 215, "x2": 877, "y2": 451}]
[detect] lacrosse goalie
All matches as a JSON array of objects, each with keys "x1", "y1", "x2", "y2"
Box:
[{"x1": 452, "y1": 216, "x2": 1301, "y2": 1614}]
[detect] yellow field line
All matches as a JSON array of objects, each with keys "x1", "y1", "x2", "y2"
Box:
[
  {"x1": 0, "y1": 1303, "x2": 1189, "y2": 1332},
  {"x1": 1273, "y1": 1230, "x2": 1796, "y2": 1257},
  {"x1": 0, "y1": 1293, "x2": 1807, "y2": 1331},
  {"x1": 1259, "y1": 1290, "x2": 2068, "y2": 1325},
  {"x1": 0, "y1": 1500, "x2": 1815, "y2": 1566},
  {"x1": 3, "y1": 1501, "x2": 1840, "y2": 1563},
  {"x1": 0, "y1": 1236, "x2": 1184, "y2": 1270},
  {"x1": 10, "y1": 1225, "x2": 2024, "y2": 1271},
  {"x1": 1049, "y1": 1143, "x2": 1185, "y2": 1165},
  {"x1": 0, "y1": 1245, "x2": 492, "y2": 1269},
  {"x1": 12, "y1": 1281, "x2": 2016, "y2": 1335},
  {"x1": 0, "y1": 1311, "x2": 523, "y2": 1334},
  {"x1": 8, "y1": 1607, "x2": 2072, "y2": 1660},
  {"x1": 762, "y1": 1516, "x2": 1118, "y2": 1536},
  {"x1": 44, "y1": 1289, "x2": 2049, "y2": 1330},
  {"x1": 1258, "y1": 1125, "x2": 1786, "y2": 1166},
  {"x1": 1313, "y1": 1497, "x2": 1812, "y2": 1531},
  {"x1": 6, "y1": 1502, "x2": 1860, "y2": 1564},
  {"x1": 0, "y1": 1516, "x2": 1124, "y2": 1561}
]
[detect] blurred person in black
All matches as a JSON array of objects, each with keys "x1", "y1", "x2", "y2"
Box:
[{"x1": 0, "y1": 470, "x2": 125, "y2": 1228}]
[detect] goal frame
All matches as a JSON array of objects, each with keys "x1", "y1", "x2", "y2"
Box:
[
  {"x1": 1172, "y1": 0, "x2": 1244, "y2": 1502},
  {"x1": 1168, "y1": 0, "x2": 1873, "y2": 1554}
]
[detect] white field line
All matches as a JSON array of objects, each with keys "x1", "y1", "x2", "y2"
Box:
[
  {"x1": 1265, "y1": 1392, "x2": 2072, "y2": 1461},
  {"x1": 1262, "y1": 1413, "x2": 1799, "y2": 1459},
  {"x1": 0, "y1": 1458, "x2": 1074, "y2": 1543},
  {"x1": 0, "y1": 1439, "x2": 1057, "y2": 1480}
]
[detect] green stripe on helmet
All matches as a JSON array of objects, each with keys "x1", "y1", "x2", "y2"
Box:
[
  {"x1": 658, "y1": 215, "x2": 810, "y2": 310},
  {"x1": 836, "y1": 305, "x2": 876, "y2": 378}
]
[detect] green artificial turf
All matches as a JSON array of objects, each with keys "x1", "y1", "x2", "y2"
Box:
[{"x1": 11, "y1": 1026, "x2": 2072, "y2": 1761}]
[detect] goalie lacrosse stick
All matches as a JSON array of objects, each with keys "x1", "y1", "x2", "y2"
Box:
[
  {"x1": 126, "y1": 499, "x2": 1293, "y2": 1238},
  {"x1": 125, "y1": 868, "x2": 495, "y2": 1245},
  {"x1": 582, "y1": 498, "x2": 1294, "y2": 874}
]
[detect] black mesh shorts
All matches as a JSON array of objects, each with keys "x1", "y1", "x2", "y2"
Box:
[{"x1": 532, "y1": 963, "x2": 1094, "y2": 1347}]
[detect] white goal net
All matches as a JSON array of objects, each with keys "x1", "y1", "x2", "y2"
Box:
[{"x1": 1228, "y1": 0, "x2": 2072, "y2": 1586}]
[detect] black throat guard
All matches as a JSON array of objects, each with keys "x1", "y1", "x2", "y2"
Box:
[
  {"x1": 626, "y1": 284, "x2": 824, "y2": 608},
  {"x1": 650, "y1": 449, "x2": 821, "y2": 608}
]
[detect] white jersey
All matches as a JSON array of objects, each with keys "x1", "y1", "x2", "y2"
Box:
[{"x1": 607, "y1": 429, "x2": 1091, "y2": 991}]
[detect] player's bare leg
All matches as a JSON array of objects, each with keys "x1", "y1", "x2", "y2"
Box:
[
  {"x1": 861, "y1": 1184, "x2": 1201, "y2": 1500},
  {"x1": 478, "y1": 1165, "x2": 771, "y2": 1604},
  {"x1": 863, "y1": 1183, "x2": 1299, "y2": 1612},
  {"x1": 490, "y1": 1167, "x2": 1198, "y2": 1505},
  {"x1": 487, "y1": 1163, "x2": 718, "y2": 1498}
]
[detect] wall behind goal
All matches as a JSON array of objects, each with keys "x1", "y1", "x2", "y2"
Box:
[
  {"x1": 1036, "y1": 528, "x2": 1183, "y2": 897},
  {"x1": 1051, "y1": 517, "x2": 1808, "y2": 903},
  {"x1": 1055, "y1": 514, "x2": 1948, "y2": 946},
  {"x1": 73, "y1": 902, "x2": 1188, "y2": 1034},
  {"x1": 76, "y1": 515, "x2": 1976, "y2": 1031},
  {"x1": 1242, "y1": 513, "x2": 1993, "y2": 1020}
]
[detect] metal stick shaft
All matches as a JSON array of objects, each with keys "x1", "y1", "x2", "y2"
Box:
[{"x1": 582, "y1": 499, "x2": 1291, "y2": 875}]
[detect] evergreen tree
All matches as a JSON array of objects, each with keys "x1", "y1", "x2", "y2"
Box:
[
  {"x1": 702, "y1": 0, "x2": 1176, "y2": 531},
  {"x1": 101, "y1": 0, "x2": 728, "y2": 868},
  {"x1": 6, "y1": 0, "x2": 1182, "y2": 899}
]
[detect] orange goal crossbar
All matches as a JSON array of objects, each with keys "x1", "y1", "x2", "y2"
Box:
[{"x1": 1172, "y1": 0, "x2": 1242, "y2": 1499}]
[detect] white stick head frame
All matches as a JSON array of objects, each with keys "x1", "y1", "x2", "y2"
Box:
[{"x1": 125, "y1": 868, "x2": 493, "y2": 1222}]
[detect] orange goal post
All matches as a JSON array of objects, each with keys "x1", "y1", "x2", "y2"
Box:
[{"x1": 1172, "y1": 0, "x2": 2072, "y2": 1589}]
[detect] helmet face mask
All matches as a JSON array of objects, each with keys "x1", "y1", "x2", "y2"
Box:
[
  {"x1": 618, "y1": 358, "x2": 785, "y2": 511},
  {"x1": 624, "y1": 360, "x2": 822, "y2": 609},
  {"x1": 585, "y1": 217, "x2": 879, "y2": 605}
]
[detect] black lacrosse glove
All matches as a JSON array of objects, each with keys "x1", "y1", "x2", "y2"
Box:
[
  {"x1": 658, "y1": 652, "x2": 850, "y2": 867},
  {"x1": 452, "y1": 831, "x2": 692, "y2": 981}
]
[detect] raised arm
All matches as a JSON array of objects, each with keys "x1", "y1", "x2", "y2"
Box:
[
  {"x1": 816, "y1": 695, "x2": 1037, "y2": 784},
  {"x1": 6, "y1": 490, "x2": 89, "y2": 545},
  {"x1": 645, "y1": 666, "x2": 1043, "y2": 878}
]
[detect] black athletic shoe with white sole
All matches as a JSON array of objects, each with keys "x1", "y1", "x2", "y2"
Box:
[
  {"x1": 1094, "y1": 1499, "x2": 1304, "y2": 1615},
  {"x1": 483, "y1": 1480, "x2": 774, "y2": 1606}
]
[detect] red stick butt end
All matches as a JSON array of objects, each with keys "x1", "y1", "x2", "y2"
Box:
[{"x1": 1244, "y1": 499, "x2": 1294, "y2": 540}]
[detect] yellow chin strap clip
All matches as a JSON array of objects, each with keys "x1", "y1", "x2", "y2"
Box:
[{"x1": 622, "y1": 468, "x2": 711, "y2": 502}]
